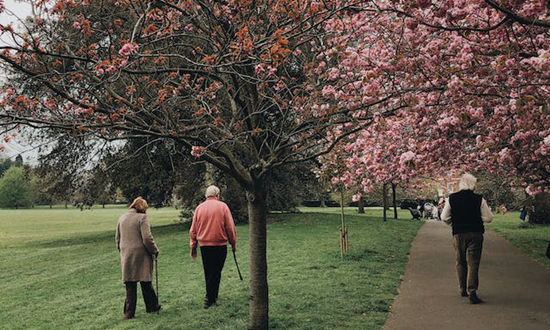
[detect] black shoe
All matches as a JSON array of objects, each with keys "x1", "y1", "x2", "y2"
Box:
[
  {"x1": 203, "y1": 299, "x2": 216, "y2": 309},
  {"x1": 469, "y1": 292, "x2": 483, "y2": 304},
  {"x1": 147, "y1": 305, "x2": 162, "y2": 313},
  {"x1": 460, "y1": 289, "x2": 468, "y2": 297}
]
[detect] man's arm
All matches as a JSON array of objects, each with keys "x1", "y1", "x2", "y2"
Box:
[
  {"x1": 189, "y1": 208, "x2": 199, "y2": 249},
  {"x1": 224, "y1": 205, "x2": 237, "y2": 251},
  {"x1": 481, "y1": 198, "x2": 493, "y2": 223},
  {"x1": 440, "y1": 198, "x2": 452, "y2": 224},
  {"x1": 189, "y1": 207, "x2": 199, "y2": 259}
]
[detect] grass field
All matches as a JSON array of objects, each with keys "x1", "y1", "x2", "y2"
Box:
[
  {"x1": 487, "y1": 212, "x2": 550, "y2": 268},
  {"x1": 0, "y1": 206, "x2": 421, "y2": 329}
]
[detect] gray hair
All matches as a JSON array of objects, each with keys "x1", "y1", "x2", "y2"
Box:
[
  {"x1": 205, "y1": 185, "x2": 220, "y2": 198},
  {"x1": 458, "y1": 173, "x2": 477, "y2": 191}
]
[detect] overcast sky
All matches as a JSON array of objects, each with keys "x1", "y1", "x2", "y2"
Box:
[
  {"x1": 0, "y1": 0, "x2": 32, "y2": 28},
  {"x1": 1, "y1": 1, "x2": 37, "y2": 162}
]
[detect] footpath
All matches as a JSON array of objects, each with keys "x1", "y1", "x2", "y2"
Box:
[{"x1": 383, "y1": 221, "x2": 550, "y2": 330}]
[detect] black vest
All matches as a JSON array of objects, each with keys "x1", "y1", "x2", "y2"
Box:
[{"x1": 449, "y1": 190, "x2": 484, "y2": 235}]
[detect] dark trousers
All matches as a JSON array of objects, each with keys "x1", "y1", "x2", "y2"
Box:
[
  {"x1": 453, "y1": 232, "x2": 484, "y2": 294},
  {"x1": 124, "y1": 281, "x2": 159, "y2": 318},
  {"x1": 200, "y1": 245, "x2": 227, "y2": 303}
]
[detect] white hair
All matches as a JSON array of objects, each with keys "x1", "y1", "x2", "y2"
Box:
[
  {"x1": 459, "y1": 173, "x2": 477, "y2": 191},
  {"x1": 205, "y1": 185, "x2": 220, "y2": 198}
]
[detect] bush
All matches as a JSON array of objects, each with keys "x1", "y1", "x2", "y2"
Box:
[
  {"x1": 0, "y1": 167, "x2": 33, "y2": 208},
  {"x1": 517, "y1": 221, "x2": 534, "y2": 229},
  {"x1": 175, "y1": 208, "x2": 194, "y2": 229}
]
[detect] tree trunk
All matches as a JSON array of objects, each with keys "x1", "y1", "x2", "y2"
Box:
[
  {"x1": 320, "y1": 196, "x2": 326, "y2": 208},
  {"x1": 382, "y1": 183, "x2": 388, "y2": 222},
  {"x1": 392, "y1": 183, "x2": 397, "y2": 219},
  {"x1": 358, "y1": 197, "x2": 365, "y2": 214},
  {"x1": 64, "y1": 201, "x2": 68, "y2": 209},
  {"x1": 340, "y1": 189, "x2": 347, "y2": 257},
  {"x1": 247, "y1": 184, "x2": 269, "y2": 330}
]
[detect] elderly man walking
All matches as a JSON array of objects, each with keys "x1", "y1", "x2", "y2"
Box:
[
  {"x1": 441, "y1": 173, "x2": 493, "y2": 304},
  {"x1": 190, "y1": 185, "x2": 237, "y2": 309}
]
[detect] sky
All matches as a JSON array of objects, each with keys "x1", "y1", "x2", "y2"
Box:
[
  {"x1": 0, "y1": 0, "x2": 32, "y2": 29},
  {"x1": 0, "y1": 1, "x2": 38, "y2": 163}
]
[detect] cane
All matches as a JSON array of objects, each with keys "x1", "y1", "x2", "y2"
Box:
[
  {"x1": 154, "y1": 255, "x2": 159, "y2": 314},
  {"x1": 232, "y1": 249, "x2": 243, "y2": 281}
]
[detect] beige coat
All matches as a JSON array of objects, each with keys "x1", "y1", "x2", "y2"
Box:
[{"x1": 115, "y1": 209, "x2": 159, "y2": 282}]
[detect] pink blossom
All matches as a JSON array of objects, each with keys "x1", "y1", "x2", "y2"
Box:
[
  {"x1": 118, "y1": 43, "x2": 138, "y2": 57},
  {"x1": 191, "y1": 146, "x2": 206, "y2": 157},
  {"x1": 399, "y1": 151, "x2": 415, "y2": 164},
  {"x1": 321, "y1": 85, "x2": 336, "y2": 98},
  {"x1": 254, "y1": 64, "x2": 265, "y2": 74},
  {"x1": 73, "y1": 22, "x2": 81, "y2": 30}
]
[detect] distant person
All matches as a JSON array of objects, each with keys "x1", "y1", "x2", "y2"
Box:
[
  {"x1": 498, "y1": 204, "x2": 507, "y2": 215},
  {"x1": 437, "y1": 197, "x2": 446, "y2": 219},
  {"x1": 190, "y1": 185, "x2": 237, "y2": 309},
  {"x1": 441, "y1": 173, "x2": 493, "y2": 304},
  {"x1": 115, "y1": 197, "x2": 161, "y2": 319}
]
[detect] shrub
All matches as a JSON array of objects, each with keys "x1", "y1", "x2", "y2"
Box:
[
  {"x1": 517, "y1": 221, "x2": 534, "y2": 229},
  {"x1": 176, "y1": 208, "x2": 194, "y2": 229}
]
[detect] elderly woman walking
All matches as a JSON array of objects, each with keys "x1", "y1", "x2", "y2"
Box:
[{"x1": 115, "y1": 197, "x2": 161, "y2": 319}]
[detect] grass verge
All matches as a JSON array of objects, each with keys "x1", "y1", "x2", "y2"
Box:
[
  {"x1": 0, "y1": 206, "x2": 421, "y2": 329},
  {"x1": 487, "y1": 212, "x2": 550, "y2": 268}
]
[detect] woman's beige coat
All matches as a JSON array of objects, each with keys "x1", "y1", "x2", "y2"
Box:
[{"x1": 115, "y1": 209, "x2": 159, "y2": 282}]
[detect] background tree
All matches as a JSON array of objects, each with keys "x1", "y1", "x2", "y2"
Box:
[
  {"x1": 0, "y1": 166, "x2": 33, "y2": 208},
  {"x1": 35, "y1": 136, "x2": 94, "y2": 207},
  {"x1": 102, "y1": 138, "x2": 197, "y2": 208},
  {"x1": 0, "y1": 157, "x2": 13, "y2": 177}
]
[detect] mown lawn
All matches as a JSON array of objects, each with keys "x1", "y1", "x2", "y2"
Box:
[
  {"x1": 0, "y1": 206, "x2": 421, "y2": 329},
  {"x1": 487, "y1": 212, "x2": 550, "y2": 268}
]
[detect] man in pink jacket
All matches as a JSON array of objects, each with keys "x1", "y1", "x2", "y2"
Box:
[{"x1": 190, "y1": 185, "x2": 237, "y2": 309}]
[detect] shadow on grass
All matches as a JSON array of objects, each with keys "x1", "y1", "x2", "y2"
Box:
[{"x1": 24, "y1": 223, "x2": 186, "y2": 248}]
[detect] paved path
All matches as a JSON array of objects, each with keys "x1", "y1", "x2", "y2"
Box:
[{"x1": 383, "y1": 221, "x2": 550, "y2": 330}]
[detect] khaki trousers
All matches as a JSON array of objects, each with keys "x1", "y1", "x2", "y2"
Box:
[{"x1": 453, "y1": 232, "x2": 484, "y2": 294}]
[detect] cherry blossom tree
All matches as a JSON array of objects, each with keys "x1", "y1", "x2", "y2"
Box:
[
  {"x1": 0, "y1": 1, "x2": 395, "y2": 328},
  {"x1": 318, "y1": 0, "x2": 550, "y2": 196}
]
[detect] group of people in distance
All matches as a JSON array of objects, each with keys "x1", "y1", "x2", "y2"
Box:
[
  {"x1": 115, "y1": 185, "x2": 236, "y2": 319},
  {"x1": 114, "y1": 173, "x2": 494, "y2": 320}
]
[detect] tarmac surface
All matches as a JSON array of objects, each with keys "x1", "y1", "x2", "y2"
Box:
[{"x1": 383, "y1": 221, "x2": 550, "y2": 330}]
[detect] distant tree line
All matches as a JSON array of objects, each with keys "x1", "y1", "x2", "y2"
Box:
[
  {"x1": 0, "y1": 136, "x2": 331, "y2": 220},
  {"x1": 4, "y1": 142, "x2": 541, "y2": 222}
]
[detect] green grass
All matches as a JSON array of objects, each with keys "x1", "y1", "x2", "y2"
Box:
[
  {"x1": 0, "y1": 206, "x2": 421, "y2": 329},
  {"x1": 487, "y1": 212, "x2": 550, "y2": 268}
]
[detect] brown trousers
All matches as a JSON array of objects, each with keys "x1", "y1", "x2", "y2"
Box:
[
  {"x1": 124, "y1": 281, "x2": 159, "y2": 318},
  {"x1": 453, "y1": 232, "x2": 484, "y2": 294}
]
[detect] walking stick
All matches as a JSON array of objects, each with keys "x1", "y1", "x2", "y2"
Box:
[
  {"x1": 232, "y1": 250, "x2": 243, "y2": 281},
  {"x1": 154, "y1": 255, "x2": 159, "y2": 314}
]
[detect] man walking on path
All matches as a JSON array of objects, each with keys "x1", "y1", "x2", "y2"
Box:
[
  {"x1": 441, "y1": 173, "x2": 493, "y2": 304},
  {"x1": 190, "y1": 185, "x2": 237, "y2": 309}
]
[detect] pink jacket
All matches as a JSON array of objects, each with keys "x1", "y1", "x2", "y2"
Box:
[{"x1": 189, "y1": 197, "x2": 237, "y2": 249}]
